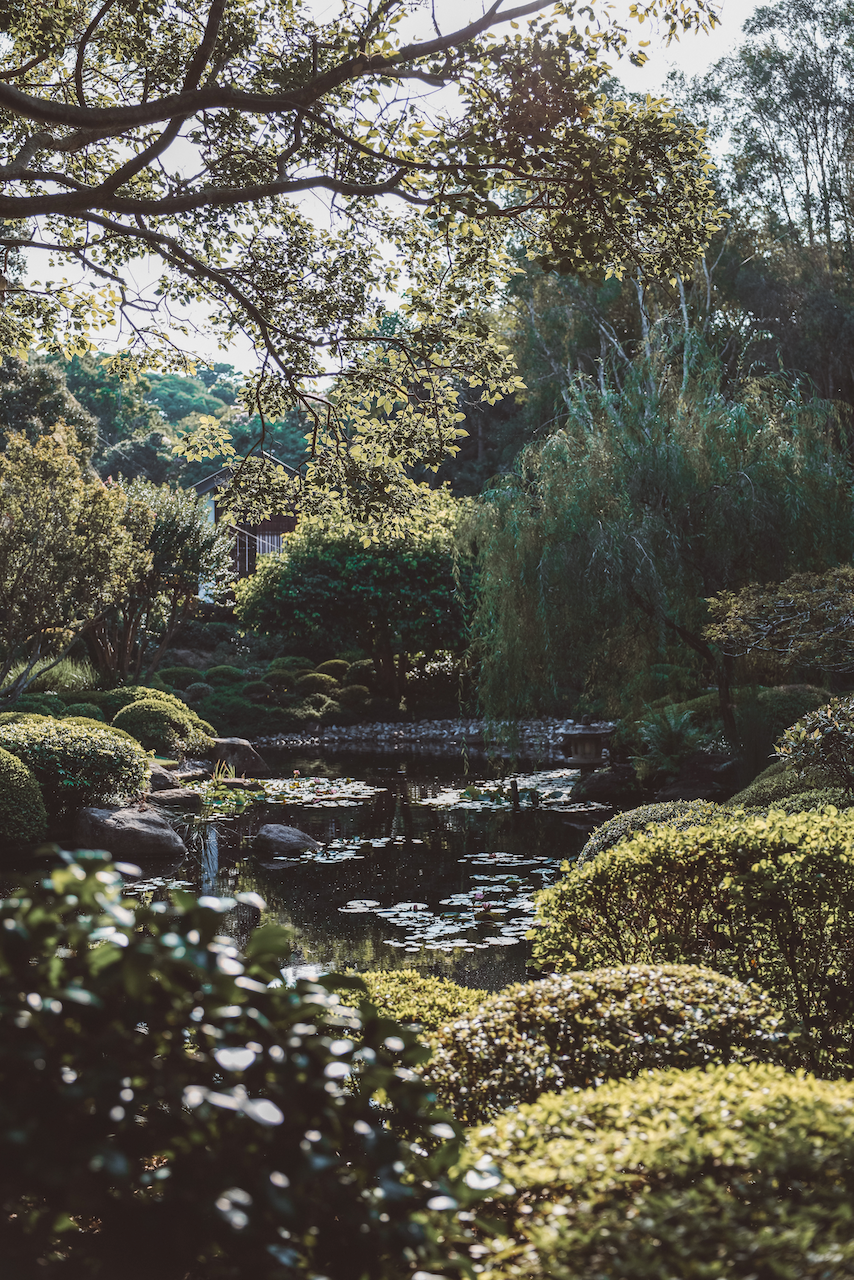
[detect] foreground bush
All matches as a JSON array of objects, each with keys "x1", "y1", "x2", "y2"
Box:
[
  {"x1": 0, "y1": 745, "x2": 47, "y2": 844},
  {"x1": 577, "y1": 799, "x2": 718, "y2": 865},
  {"x1": 458, "y1": 1064, "x2": 854, "y2": 1280},
  {"x1": 357, "y1": 971, "x2": 487, "y2": 1033},
  {"x1": 0, "y1": 718, "x2": 148, "y2": 812},
  {"x1": 533, "y1": 808, "x2": 854, "y2": 1072},
  {"x1": 0, "y1": 854, "x2": 462, "y2": 1279},
  {"x1": 112, "y1": 697, "x2": 214, "y2": 756},
  {"x1": 424, "y1": 965, "x2": 787, "y2": 1124}
]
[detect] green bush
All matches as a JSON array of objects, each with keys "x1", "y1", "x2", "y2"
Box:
[
  {"x1": 158, "y1": 665, "x2": 205, "y2": 690},
  {"x1": 263, "y1": 670, "x2": 292, "y2": 691},
  {"x1": 3, "y1": 657, "x2": 99, "y2": 696},
  {"x1": 83, "y1": 686, "x2": 188, "y2": 722},
  {"x1": 0, "y1": 854, "x2": 461, "y2": 1278},
  {"x1": 533, "y1": 807, "x2": 854, "y2": 1072},
  {"x1": 61, "y1": 717, "x2": 142, "y2": 745},
  {"x1": 354, "y1": 971, "x2": 487, "y2": 1032},
  {"x1": 776, "y1": 693, "x2": 854, "y2": 791},
  {"x1": 243, "y1": 680, "x2": 273, "y2": 702},
  {"x1": 632, "y1": 707, "x2": 710, "y2": 781},
  {"x1": 727, "y1": 758, "x2": 826, "y2": 808},
  {"x1": 195, "y1": 693, "x2": 269, "y2": 739},
  {"x1": 0, "y1": 718, "x2": 148, "y2": 812},
  {"x1": 267, "y1": 655, "x2": 315, "y2": 672},
  {"x1": 424, "y1": 965, "x2": 787, "y2": 1125},
  {"x1": 295, "y1": 671, "x2": 341, "y2": 696},
  {"x1": 205, "y1": 664, "x2": 247, "y2": 686},
  {"x1": 112, "y1": 698, "x2": 214, "y2": 756},
  {"x1": 184, "y1": 681, "x2": 215, "y2": 703},
  {"x1": 0, "y1": 746, "x2": 47, "y2": 845},
  {"x1": 337, "y1": 683, "x2": 371, "y2": 710},
  {"x1": 14, "y1": 691, "x2": 67, "y2": 718},
  {"x1": 457, "y1": 1064, "x2": 854, "y2": 1280},
  {"x1": 61, "y1": 701, "x2": 105, "y2": 721},
  {"x1": 344, "y1": 658, "x2": 376, "y2": 688},
  {"x1": 577, "y1": 800, "x2": 719, "y2": 865},
  {"x1": 770, "y1": 787, "x2": 852, "y2": 813},
  {"x1": 316, "y1": 659, "x2": 350, "y2": 681},
  {"x1": 0, "y1": 711, "x2": 50, "y2": 726}
]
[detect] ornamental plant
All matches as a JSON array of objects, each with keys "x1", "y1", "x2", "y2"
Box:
[
  {"x1": 454, "y1": 1064, "x2": 854, "y2": 1280},
  {"x1": 423, "y1": 965, "x2": 787, "y2": 1125},
  {"x1": 0, "y1": 746, "x2": 47, "y2": 845},
  {"x1": 532, "y1": 808, "x2": 854, "y2": 1072},
  {"x1": 0, "y1": 718, "x2": 148, "y2": 813},
  {"x1": 355, "y1": 972, "x2": 488, "y2": 1035},
  {"x1": 0, "y1": 853, "x2": 466, "y2": 1279},
  {"x1": 775, "y1": 693, "x2": 854, "y2": 791},
  {"x1": 577, "y1": 800, "x2": 719, "y2": 866},
  {"x1": 112, "y1": 698, "x2": 214, "y2": 757}
]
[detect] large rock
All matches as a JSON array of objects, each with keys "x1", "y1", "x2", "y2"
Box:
[
  {"x1": 147, "y1": 761, "x2": 178, "y2": 791},
  {"x1": 162, "y1": 649, "x2": 209, "y2": 670},
  {"x1": 254, "y1": 825, "x2": 319, "y2": 856},
  {"x1": 211, "y1": 737, "x2": 269, "y2": 777},
  {"x1": 150, "y1": 787, "x2": 204, "y2": 813},
  {"x1": 74, "y1": 806, "x2": 187, "y2": 859}
]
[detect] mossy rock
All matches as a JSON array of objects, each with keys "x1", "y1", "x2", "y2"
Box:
[{"x1": 0, "y1": 745, "x2": 47, "y2": 844}]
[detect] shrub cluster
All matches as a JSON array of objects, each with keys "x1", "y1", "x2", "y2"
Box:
[
  {"x1": 533, "y1": 807, "x2": 854, "y2": 1071},
  {"x1": 577, "y1": 799, "x2": 719, "y2": 865},
  {"x1": 0, "y1": 718, "x2": 148, "y2": 812},
  {"x1": 112, "y1": 697, "x2": 214, "y2": 756},
  {"x1": 0, "y1": 854, "x2": 461, "y2": 1279},
  {"x1": 456, "y1": 1064, "x2": 854, "y2": 1280},
  {"x1": 776, "y1": 693, "x2": 854, "y2": 791},
  {"x1": 423, "y1": 965, "x2": 787, "y2": 1124},
  {"x1": 0, "y1": 746, "x2": 47, "y2": 844},
  {"x1": 356, "y1": 970, "x2": 487, "y2": 1032}
]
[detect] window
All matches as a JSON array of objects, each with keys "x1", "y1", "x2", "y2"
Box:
[{"x1": 256, "y1": 533, "x2": 282, "y2": 556}]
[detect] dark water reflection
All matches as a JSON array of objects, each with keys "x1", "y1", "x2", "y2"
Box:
[{"x1": 14, "y1": 749, "x2": 602, "y2": 993}]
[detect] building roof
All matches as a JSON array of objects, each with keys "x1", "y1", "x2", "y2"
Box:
[{"x1": 192, "y1": 450, "x2": 297, "y2": 497}]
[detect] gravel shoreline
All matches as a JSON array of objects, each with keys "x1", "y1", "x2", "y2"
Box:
[{"x1": 255, "y1": 716, "x2": 592, "y2": 759}]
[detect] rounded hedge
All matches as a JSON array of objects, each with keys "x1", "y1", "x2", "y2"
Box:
[
  {"x1": 533, "y1": 807, "x2": 854, "y2": 1072},
  {"x1": 727, "y1": 759, "x2": 828, "y2": 808},
  {"x1": 243, "y1": 680, "x2": 273, "y2": 702},
  {"x1": 316, "y1": 659, "x2": 350, "y2": 681},
  {"x1": 424, "y1": 965, "x2": 787, "y2": 1125},
  {"x1": 112, "y1": 698, "x2": 214, "y2": 756},
  {"x1": 158, "y1": 665, "x2": 204, "y2": 690},
  {"x1": 459, "y1": 1064, "x2": 854, "y2": 1280},
  {"x1": 0, "y1": 719, "x2": 148, "y2": 812},
  {"x1": 358, "y1": 971, "x2": 487, "y2": 1033},
  {"x1": 263, "y1": 670, "x2": 292, "y2": 691},
  {"x1": 338, "y1": 684, "x2": 371, "y2": 710},
  {"x1": 83, "y1": 686, "x2": 192, "y2": 723},
  {"x1": 184, "y1": 681, "x2": 215, "y2": 703},
  {"x1": 205, "y1": 665, "x2": 246, "y2": 686},
  {"x1": 344, "y1": 659, "x2": 376, "y2": 688},
  {"x1": 577, "y1": 799, "x2": 719, "y2": 866},
  {"x1": 267, "y1": 655, "x2": 315, "y2": 672},
  {"x1": 61, "y1": 717, "x2": 142, "y2": 745},
  {"x1": 0, "y1": 746, "x2": 47, "y2": 845},
  {"x1": 295, "y1": 671, "x2": 341, "y2": 696},
  {"x1": 61, "y1": 702, "x2": 105, "y2": 722}
]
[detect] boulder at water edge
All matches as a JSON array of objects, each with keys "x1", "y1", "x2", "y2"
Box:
[
  {"x1": 211, "y1": 737, "x2": 270, "y2": 777},
  {"x1": 254, "y1": 824, "x2": 319, "y2": 856},
  {"x1": 74, "y1": 805, "x2": 187, "y2": 859},
  {"x1": 147, "y1": 761, "x2": 178, "y2": 791}
]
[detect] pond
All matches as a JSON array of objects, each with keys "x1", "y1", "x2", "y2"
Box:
[{"x1": 19, "y1": 747, "x2": 609, "y2": 992}]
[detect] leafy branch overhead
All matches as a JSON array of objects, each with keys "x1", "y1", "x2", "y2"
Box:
[{"x1": 0, "y1": 0, "x2": 723, "y2": 517}]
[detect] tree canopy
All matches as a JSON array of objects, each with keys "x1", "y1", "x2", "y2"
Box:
[{"x1": 0, "y1": 0, "x2": 722, "y2": 517}]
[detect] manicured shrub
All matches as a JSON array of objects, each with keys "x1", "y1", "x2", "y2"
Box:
[
  {"x1": 205, "y1": 664, "x2": 246, "y2": 686},
  {"x1": 0, "y1": 718, "x2": 148, "y2": 812},
  {"x1": 0, "y1": 711, "x2": 50, "y2": 726},
  {"x1": 112, "y1": 698, "x2": 214, "y2": 757},
  {"x1": 776, "y1": 693, "x2": 854, "y2": 791},
  {"x1": 337, "y1": 683, "x2": 371, "y2": 710},
  {"x1": 61, "y1": 701, "x2": 105, "y2": 721},
  {"x1": 14, "y1": 691, "x2": 67, "y2": 718},
  {"x1": 263, "y1": 670, "x2": 292, "y2": 691},
  {"x1": 577, "y1": 799, "x2": 719, "y2": 865},
  {"x1": 0, "y1": 854, "x2": 460, "y2": 1278},
  {"x1": 83, "y1": 686, "x2": 189, "y2": 722},
  {"x1": 533, "y1": 807, "x2": 854, "y2": 1072},
  {"x1": 727, "y1": 758, "x2": 827, "y2": 808},
  {"x1": 457, "y1": 1064, "x2": 854, "y2": 1280},
  {"x1": 344, "y1": 658, "x2": 376, "y2": 688},
  {"x1": 158, "y1": 665, "x2": 204, "y2": 690},
  {"x1": 770, "y1": 787, "x2": 852, "y2": 813},
  {"x1": 195, "y1": 693, "x2": 268, "y2": 739},
  {"x1": 267, "y1": 655, "x2": 315, "y2": 672},
  {"x1": 243, "y1": 680, "x2": 273, "y2": 703},
  {"x1": 0, "y1": 746, "x2": 47, "y2": 845},
  {"x1": 61, "y1": 717, "x2": 142, "y2": 746},
  {"x1": 184, "y1": 680, "x2": 215, "y2": 703},
  {"x1": 295, "y1": 671, "x2": 340, "y2": 696},
  {"x1": 316, "y1": 659, "x2": 350, "y2": 681},
  {"x1": 424, "y1": 965, "x2": 787, "y2": 1125},
  {"x1": 356, "y1": 971, "x2": 487, "y2": 1032}
]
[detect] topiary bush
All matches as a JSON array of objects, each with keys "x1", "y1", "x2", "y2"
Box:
[
  {"x1": 263, "y1": 670, "x2": 292, "y2": 691},
  {"x1": 344, "y1": 658, "x2": 376, "y2": 688},
  {"x1": 295, "y1": 671, "x2": 341, "y2": 696},
  {"x1": 61, "y1": 702, "x2": 105, "y2": 721},
  {"x1": 337, "y1": 684, "x2": 371, "y2": 710},
  {"x1": 158, "y1": 665, "x2": 205, "y2": 690},
  {"x1": 0, "y1": 718, "x2": 148, "y2": 812},
  {"x1": 61, "y1": 717, "x2": 142, "y2": 745},
  {"x1": 83, "y1": 686, "x2": 191, "y2": 723},
  {"x1": 577, "y1": 799, "x2": 719, "y2": 866},
  {"x1": 775, "y1": 693, "x2": 854, "y2": 791},
  {"x1": 14, "y1": 691, "x2": 67, "y2": 718},
  {"x1": 205, "y1": 665, "x2": 247, "y2": 686},
  {"x1": 243, "y1": 680, "x2": 273, "y2": 703},
  {"x1": 533, "y1": 807, "x2": 854, "y2": 1072},
  {"x1": 316, "y1": 659, "x2": 350, "y2": 681},
  {"x1": 0, "y1": 853, "x2": 462, "y2": 1279},
  {"x1": 112, "y1": 698, "x2": 214, "y2": 757},
  {"x1": 424, "y1": 965, "x2": 787, "y2": 1125},
  {"x1": 184, "y1": 681, "x2": 215, "y2": 704},
  {"x1": 267, "y1": 655, "x2": 315, "y2": 673},
  {"x1": 456, "y1": 1064, "x2": 854, "y2": 1280},
  {"x1": 0, "y1": 746, "x2": 47, "y2": 845},
  {"x1": 726, "y1": 758, "x2": 827, "y2": 808},
  {"x1": 357, "y1": 971, "x2": 487, "y2": 1033}
]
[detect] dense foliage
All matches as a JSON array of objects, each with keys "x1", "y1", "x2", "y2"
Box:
[
  {"x1": 355, "y1": 971, "x2": 488, "y2": 1034},
  {"x1": 0, "y1": 717, "x2": 148, "y2": 813},
  {"x1": 576, "y1": 800, "x2": 719, "y2": 865},
  {"x1": 775, "y1": 694, "x2": 854, "y2": 792},
  {"x1": 423, "y1": 965, "x2": 787, "y2": 1125},
  {"x1": 532, "y1": 808, "x2": 854, "y2": 1072},
  {"x1": 0, "y1": 853, "x2": 463, "y2": 1279},
  {"x1": 0, "y1": 746, "x2": 47, "y2": 844},
  {"x1": 112, "y1": 698, "x2": 214, "y2": 757},
  {"x1": 458, "y1": 1064, "x2": 854, "y2": 1280}
]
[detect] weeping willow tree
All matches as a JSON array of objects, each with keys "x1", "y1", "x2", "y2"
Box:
[{"x1": 467, "y1": 341, "x2": 854, "y2": 740}]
